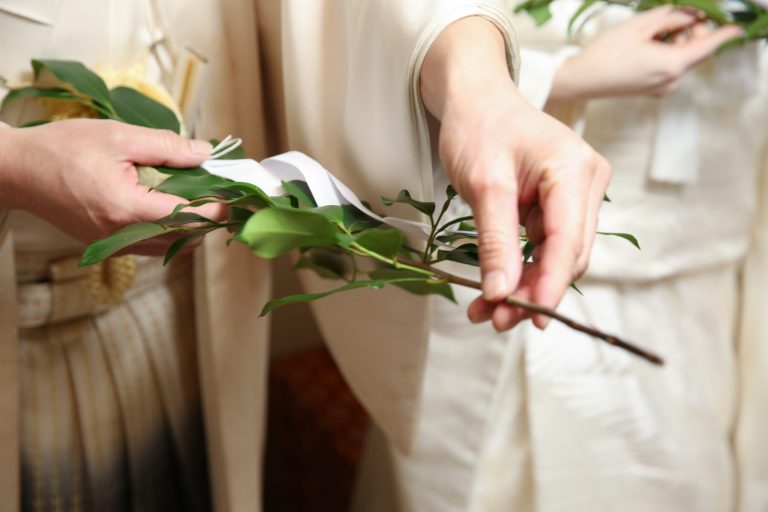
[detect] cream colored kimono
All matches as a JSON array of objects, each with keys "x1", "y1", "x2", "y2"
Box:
[
  {"x1": 0, "y1": 1, "x2": 270, "y2": 510},
  {"x1": 352, "y1": 4, "x2": 768, "y2": 512}
]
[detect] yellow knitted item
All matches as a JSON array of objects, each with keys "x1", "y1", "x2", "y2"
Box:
[{"x1": 35, "y1": 60, "x2": 183, "y2": 304}]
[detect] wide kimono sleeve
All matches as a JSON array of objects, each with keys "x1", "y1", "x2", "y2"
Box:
[{"x1": 279, "y1": 0, "x2": 520, "y2": 453}]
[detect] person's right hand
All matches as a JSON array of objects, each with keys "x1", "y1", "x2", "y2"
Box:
[
  {"x1": 0, "y1": 119, "x2": 226, "y2": 254},
  {"x1": 549, "y1": 6, "x2": 744, "y2": 102}
]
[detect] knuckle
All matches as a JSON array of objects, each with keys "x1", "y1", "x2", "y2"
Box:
[
  {"x1": 478, "y1": 228, "x2": 517, "y2": 262},
  {"x1": 158, "y1": 129, "x2": 180, "y2": 155}
]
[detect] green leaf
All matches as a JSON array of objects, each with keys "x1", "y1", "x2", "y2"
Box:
[
  {"x1": 212, "y1": 182, "x2": 275, "y2": 206},
  {"x1": 529, "y1": 3, "x2": 553, "y2": 25},
  {"x1": 369, "y1": 268, "x2": 455, "y2": 302},
  {"x1": 240, "y1": 208, "x2": 341, "y2": 258},
  {"x1": 158, "y1": 211, "x2": 215, "y2": 226},
  {"x1": 353, "y1": 228, "x2": 404, "y2": 259},
  {"x1": 381, "y1": 189, "x2": 435, "y2": 217},
  {"x1": 314, "y1": 205, "x2": 381, "y2": 232},
  {"x1": 1, "y1": 86, "x2": 83, "y2": 110},
  {"x1": 163, "y1": 232, "x2": 210, "y2": 265},
  {"x1": 32, "y1": 59, "x2": 113, "y2": 113},
  {"x1": 438, "y1": 243, "x2": 480, "y2": 266},
  {"x1": 744, "y1": 11, "x2": 768, "y2": 38},
  {"x1": 259, "y1": 276, "x2": 434, "y2": 316},
  {"x1": 597, "y1": 231, "x2": 641, "y2": 250},
  {"x1": 522, "y1": 240, "x2": 536, "y2": 263},
  {"x1": 294, "y1": 249, "x2": 351, "y2": 280},
  {"x1": 79, "y1": 222, "x2": 171, "y2": 266},
  {"x1": 673, "y1": 0, "x2": 729, "y2": 24},
  {"x1": 281, "y1": 180, "x2": 317, "y2": 207},
  {"x1": 446, "y1": 184, "x2": 458, "y2": 199},
  {"x1": 568, "y1": 0, "x2": 599, "y2": 33},
  {"x1": 154, "y1": 173, "x2": 237, "y2": 200},
  {"x1": 109, "y1": 86, "x2": 180, "y2": 133},
  {"x1": 154, "y1": 165, "x2": 209, "y2": 177},
  {"x1": 570, "y1": 282, "x2": 584, "y2": 295}
]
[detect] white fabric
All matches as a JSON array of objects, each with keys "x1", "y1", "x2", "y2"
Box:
[{"x1": 278, "y1": 0, "x2": 521, "y2": 454}]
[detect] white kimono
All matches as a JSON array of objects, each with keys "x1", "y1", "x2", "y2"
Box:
[{"x1": 353, "y1": 3, "x2": 768, "y2": 512}]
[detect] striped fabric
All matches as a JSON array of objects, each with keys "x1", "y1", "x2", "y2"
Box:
[{"x1": 17, "y1": 254, "x2": 209, "y2": 512}]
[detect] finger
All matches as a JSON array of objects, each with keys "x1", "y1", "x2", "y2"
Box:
[
  {"x1": 131, "y1": 187, "x2": 228, "y2": 224},
  {"x1": 531, "y1": 158, "x2": 592, "y2": 325},
  {"x1": 492, "y1": 264, "x2": 537, "y2": 331},
  {"x1": 637, "y1": 6, "x2": 697, "y2": 36},
  {"x1": 468, "y1": 164, "x2": 522, "y2": 301},
  {"x1": 468, "y1": 296, "x2": 495, "y2": 323},
  {"x1": 574, "y1": 157, "x2": 611, "y2": 277},
  {"x1": 522, "y1": 205, "x2": 545, "y2": 245},
  {"x1": 111, "y1": 122, "x2": 213, "y2": 168},
  {"x1": 676, "y1": 25, "x2": 744, "y2": 69}
]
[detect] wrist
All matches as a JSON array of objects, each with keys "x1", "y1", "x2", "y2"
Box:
[{"x1": 420, "y1": 16, "x2": 514, "y2": 120}]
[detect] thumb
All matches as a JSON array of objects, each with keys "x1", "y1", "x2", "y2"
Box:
[
  {"x1": 113, "y1": 122, "x2": 213, "y2": 168},
  {"x1": 470, "y1": 180, "x2": 522, "y2": 302},
  {"x1": 678, "y1": 24, "x2": 744, "y2": 68}
]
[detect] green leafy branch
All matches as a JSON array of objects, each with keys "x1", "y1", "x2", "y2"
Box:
[
  {"x1": 515, "y1": 0, "x2": 768, "y2": 47},
  {"x1": 3, "y1": 59, "x2": 661, "y2": 366}
]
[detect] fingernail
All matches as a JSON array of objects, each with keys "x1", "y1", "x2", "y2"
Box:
[
  {"x1": 469, "y1": 307, "x2": 493, "y2": 324},
  {"x1": 190, "y1": 139, "x2": 213, "y2": 156},
  {"x1": 483, "y1": 271, "x2": 508, "y2": 301}
]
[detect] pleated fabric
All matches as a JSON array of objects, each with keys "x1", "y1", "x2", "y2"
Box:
[{"x1": 18, "y1": 256, "x2": 209, "y2": 512}]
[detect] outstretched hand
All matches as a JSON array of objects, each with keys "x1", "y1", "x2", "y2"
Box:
[
  {"x1": 0, "y1": 119, "x2": 226, "y2": 254},
  {"x1": 549, "y1": 6, "x2": 744, "y2": 101},
  {"x1": 421, "y1": 17, "x2": 611, "y2": 331}
]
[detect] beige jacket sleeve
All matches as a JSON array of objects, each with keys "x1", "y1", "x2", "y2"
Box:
[{"x1": 280, "y1": 0, "x2": 520, "y2": 453}]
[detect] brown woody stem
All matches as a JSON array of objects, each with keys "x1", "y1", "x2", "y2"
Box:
[{"x1": 400, "y1": 259, "x2": 664, "y2": 366}]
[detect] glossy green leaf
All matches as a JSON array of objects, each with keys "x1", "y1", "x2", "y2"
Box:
[
  {"x1": 240, "y1": 208, "x2": 341, "y2": 258},
  {"x1": 353, "y1": 228, "x2": 404, "y2": 259},
  {"x1": 294, "y1": 249, "x2": 352, "y2": 280},
  {"x1": 154, "y1": 173, "x2": 237, "y2": 200},
  {"x1": 568, "y1": 0, "x2": 599, "y2": 32},
  {"x1": 438, "y1": 243, "x2": 480, "y2": 266},
  {"x1": 32, "y1": 59, "x2": 113, "y2": 113},
  {"x1": 79, "y1": 222, "x2": 171, "y2": 266},
  {"x1": 597, "y1": 231, "x2": 641, "y2": 250},
  {"x1": 381, "y1": 189, "x2": 435, "y2": 217},
  {"x1": 110, "y1": 86, "x2": 180, "y2": 133},
  {"x1": 1, "y1": 86, "x2": 83, "y2": 110},
  {"x1": 446, "y1": 184, "x2": 458, "y2": 199},
  {"x1": 259, "y1": 276, "x2": 433, "y2": 316},
  {"x1": 369, "y1": 268, "x2": 455, "y2": 302},
  {"x1": 314, "y1": 205, "x2": 381, "y2": 232},
  {"x1": 281, "y1": 180, "x2": 317, "y2": 207},
  {"x1": 163, "y1": 231, "x2": 211, "y2": 265}
]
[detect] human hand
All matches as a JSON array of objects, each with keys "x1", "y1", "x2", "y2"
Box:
[
  {"x1": 549, "y1": 6, "x2": 744, "y2": 101},
  {"x1": 421, "y1": 17, "x2": 611, "y2": 331},
  {"x1": 0, "y1": 119, "x2": 225, "y2": 254}
]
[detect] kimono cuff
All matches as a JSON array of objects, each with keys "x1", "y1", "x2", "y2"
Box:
[{"x1": 518, "y1": 46, "x2": 579, "y2": 110}]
